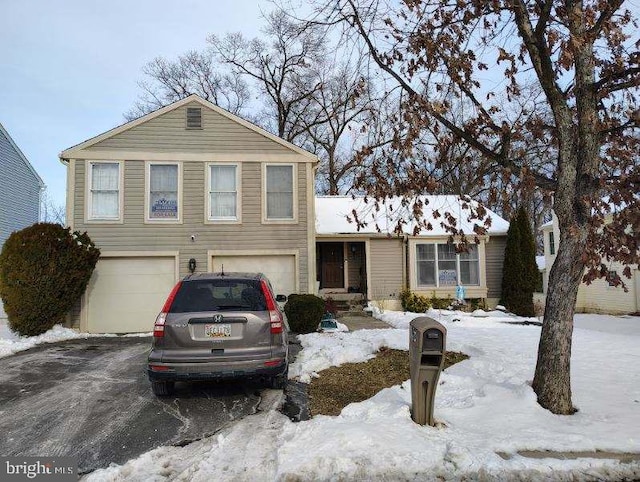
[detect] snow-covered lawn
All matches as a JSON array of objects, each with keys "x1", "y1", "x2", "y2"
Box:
[
  {"x1": 82, "y1": 309, "x2": 640, "y2": 481},
  {"x1": 0, "y1": 321, "x2": 152, "y2": 359}
]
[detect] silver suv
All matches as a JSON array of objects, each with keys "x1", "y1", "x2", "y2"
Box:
[{"x1": 147, "y1": 272, "x2": 289, "y2": 396}]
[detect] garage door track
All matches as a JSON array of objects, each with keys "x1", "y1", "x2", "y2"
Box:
[{"x1": 0, "y1": 337, "x2": 271, "y2": 474}]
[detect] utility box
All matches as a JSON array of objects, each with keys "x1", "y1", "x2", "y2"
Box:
[{"x1": 409, "y1": 317, "x2": 446, "y2": 426}]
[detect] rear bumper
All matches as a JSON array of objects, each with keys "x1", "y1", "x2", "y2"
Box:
[{"x1": 147, "y1": 358, "x2": 287, "y2": 382}]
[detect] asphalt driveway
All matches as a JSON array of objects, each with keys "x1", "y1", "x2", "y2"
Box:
[{"x1": 0, "y1": 337, "x2": 274, "y2": 474}]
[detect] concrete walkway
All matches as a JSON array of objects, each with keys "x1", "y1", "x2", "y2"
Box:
[{"x1": 338, "y1": 313, "x2": 391, "y2": 331}]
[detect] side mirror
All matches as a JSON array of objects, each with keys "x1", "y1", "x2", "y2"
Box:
[{"x1": 275, "y1": 294, "x2": 287, "y2": 303}]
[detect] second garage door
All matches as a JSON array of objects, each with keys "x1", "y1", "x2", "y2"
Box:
[
  {"x1": 85, "y1": 256, "x2": 176, "y2": 333},
  {"x1": 211, "y1": 254, "x2": 296, "y2": 297}
]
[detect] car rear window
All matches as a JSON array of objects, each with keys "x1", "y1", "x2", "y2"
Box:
[{"x1": 170, "y1": 279, "x2": 267, "y2": 313}]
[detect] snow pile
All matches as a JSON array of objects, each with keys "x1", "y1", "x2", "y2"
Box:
[
  {"x1": 84, "y1": 311, "x2": 640, "y2": 481},
  {"x1": 289, "y1": 328, "x2": 407, "y2": 383},
  {"x1": 0, "y1": 321, "x2": 152, "y2": 359},
  {"x1": 0, "y1": 323, "x2": 93, "y2": 359}
]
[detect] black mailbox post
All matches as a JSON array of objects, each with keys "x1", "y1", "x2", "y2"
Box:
[{"x1": 409, "y1": 317, "x2": 446, "y2": 426}]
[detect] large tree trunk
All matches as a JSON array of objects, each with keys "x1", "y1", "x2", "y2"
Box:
[{"x1": 532, "y1": 222, "x2": 587, "y2": 414}]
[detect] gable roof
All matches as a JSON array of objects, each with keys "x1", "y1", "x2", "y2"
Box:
[
  {"x1": 315, "y1": 195, "x2": 510, "y2": 236},
  {"x1": 59, "y1": 94, "x2": 318, "y2": 161},
  {"x1": 0, "y1": 122, "x2": 45, "y2": 188}
]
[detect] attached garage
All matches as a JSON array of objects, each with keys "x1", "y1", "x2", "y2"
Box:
[
  {"x1": 83, "y1": 255, "x2": 178, "y2": 333},
  {"x1": 210, "y1": 251, "x2": 298, "y2": 297}
]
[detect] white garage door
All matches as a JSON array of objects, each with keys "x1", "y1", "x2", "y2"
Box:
[
  {"x1": 211, "y1": 255, "x2": 296, "y2": 297},
  {"x1": 85, "y1": 257, "x2": 176, "y2": 333}
]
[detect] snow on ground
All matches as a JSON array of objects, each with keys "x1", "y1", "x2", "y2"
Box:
[
  {"x1": 0, "y1": 321, "x2": 152, "y2": 359},
  {"x1": 0, "y1": 322, "x2": 91, "y2": 358},
  {"x1": 84, "y1": 309, "x2": 640, "y2": 481}
]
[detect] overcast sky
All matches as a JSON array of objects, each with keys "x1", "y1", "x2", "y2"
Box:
[{"x1": 0, "y1": 0, "x2": 273, "y2": 208}]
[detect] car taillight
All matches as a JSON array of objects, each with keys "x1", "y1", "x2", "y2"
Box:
[
  {"x1": 153, "y1": 312, "x2": 166, "y2": 338},
  {"x1": 260, "y1": 279, "x2": 283, "y2": 334},
  {"x1": 154, "y1": 281, "x2": 182, "y2": 338}
]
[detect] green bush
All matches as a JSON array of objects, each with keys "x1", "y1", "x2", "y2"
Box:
[
  {"x1": 430, "y1": 292, "x2": 452, "y2": 310},
  {"x1": 0, "y1": 223, "x2": 100, "y2": 336},
  {"x1": 399, "y1": 288, "x2": 431, "y2": 313},
  {"x1": 284, "y1": 294, "x2": 325, "y2": 334}
]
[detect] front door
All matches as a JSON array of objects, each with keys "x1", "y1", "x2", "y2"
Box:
[{"x1": 320, "y1": 243, "x2": 344, "y2": 289}]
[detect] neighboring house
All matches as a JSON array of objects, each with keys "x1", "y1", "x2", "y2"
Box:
[
  {"x1": 59, "y1": 95, "x2": 318, "y2": 333},
  {"x1": 315, "y1": 196, "x2": 510, "y2": 310},
  {"x1": 0, "y1": 122, "x2": 45, "y2": 321},
  {"x1": 540, "y1": 212, "x2": 640, "y2": 314}
]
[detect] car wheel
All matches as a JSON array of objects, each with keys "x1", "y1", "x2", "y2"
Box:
[
  {"x1": 269, "y1": 368, "x2": 288, "y2": 389},
  {"x1": 151, "y1": 381, "x2": 175, "y2": 396}
]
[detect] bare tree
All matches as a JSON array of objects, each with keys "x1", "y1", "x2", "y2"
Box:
[
  {"x1": 208, "y1": 10, "x2": 327, "y2": 143},
  {"x1": 305, "y1": 59, "x2": 377, "y2": 194},
  {"x1": 312, "y1": 0, "x2": 639, "y2": 414},
  {"x1": 40, "y1": 189, "x2": 65, "y2": 225},
  {"x1": 126, "y1": 51, "x2": 250, "y2": 120}
]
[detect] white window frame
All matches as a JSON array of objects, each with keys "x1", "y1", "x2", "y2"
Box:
[
  {"x1": 144, "y1": 161, "x2": 183, "y2": 224},
  {"x1": 415, "y1": 242, "x2": 481, "y2": 288},
  {"x1": 205, "y1": 162, "x2": 241, "y2": 223},
  {"x1": 85, "y1": 160, "x2": 124, "y2": 223},
  {"x1": 262, "y1": 163, "x2": 297, "y2": 223}
]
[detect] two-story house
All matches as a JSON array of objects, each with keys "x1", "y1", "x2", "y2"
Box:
[
  {"x1": 1, "y1": 122, "x2": 45, "y2": 321},
  {"x1": 59, "y1": 95, "x2": 317, "y2": 333}
]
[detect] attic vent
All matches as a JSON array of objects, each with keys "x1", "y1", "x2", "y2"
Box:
[{"x1": 186, "y1": 107, "x2": 202, "y2": 129}]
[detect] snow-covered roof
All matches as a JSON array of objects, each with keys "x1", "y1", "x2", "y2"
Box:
[
  {"x1": 315, "y1": 196, "x2": 510, "y2": 236},
  {"x1": 536, "y1": 255, "x2": 546, "y2": 271}
]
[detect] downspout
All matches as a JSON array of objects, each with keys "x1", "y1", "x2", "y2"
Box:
[{"x1": 402, "y1": 234, "x2": 409, "y2": 290}]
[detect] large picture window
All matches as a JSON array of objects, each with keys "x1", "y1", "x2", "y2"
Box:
[
  {"x1": 147, "y1": 163, "x2": 179, "y2": 221},
  {"x1": 88, "y1": 161, "x2": 121, "y2": 220},
  {"x1": 209, "y1": 164, "x2": 238, "y2": 220},
  {"x1": 416, "y1": 243, "x2": 480, "y2": 287},
  {"x1": 265, "y1": 164, "x2": 294, "y2": 220}
]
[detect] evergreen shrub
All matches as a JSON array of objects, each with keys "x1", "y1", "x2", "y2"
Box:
[
  {"x1": 0, "y1": 223, "x2": 100, "y2": 336},
  {"x1": 284, "y1": 294, "x2": 325, "y2": 334}
]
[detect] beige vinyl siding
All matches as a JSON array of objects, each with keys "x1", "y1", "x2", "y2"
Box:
[
  {"x1": 347, "y1": 243, "x2": 365, "y2": 291},
  {"x1": 575, "y1": 265, "x2": 639, "y2": 314},
  {"x1": 485, "y1": 235, "x2": 507, "y2": 299},
  {"x1": 88, "y1": 102, "x2": 294, "y2": 155},
  {"x1": 72, "y1": 159, "x2": 311, "y2": 326},
  {"x1": 369, "y1": 238, "x2": 404, "y2": 300}
]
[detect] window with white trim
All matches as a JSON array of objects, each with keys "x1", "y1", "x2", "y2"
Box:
[
  {"x1": 549, "y1": 231, "x2": 555, "y2": 255},
  {"x1": 416, "y1": 243, "x2": 480, "y2": 287},
  {"x1": 88, "y1": 162, "x2": 120, "y2": 220},
  {"x1": 209, "y1": 164, "x2": 238, "y2": 220},
  {"x1": 417, "y1": 244, "x2": 436, "y2": 286},
  {"x1": 266, "y1": 164, "x2": 294, "y2": 219},
  {"x1": 148, "y1": 163, "x2": 179, "y2": 220}
]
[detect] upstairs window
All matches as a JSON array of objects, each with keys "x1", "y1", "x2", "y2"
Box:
[
  {"x1": 209, "y1": 164, "x2": 239, "y2": 220},
  {"x1": 265, "y1": 164, "x2": 294, "y2": 220},
  {"x1": 88, "y1": 161, "x2": 121, "y2": 221},
  {"x1": 147, "y1": 163, "x2": 180, "y2": 221},
  {"x1": 549, "y1": 231, "x2": 555, "y2": 255},
  {"x1": 186, "y1": 107, "x2": 202, "y2": 129}
]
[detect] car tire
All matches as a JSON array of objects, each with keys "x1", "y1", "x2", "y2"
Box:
[
  {"x1": 269, "y1": 368, "x2": 288, "y2": 389},
  {"x1": 151, "y1": 381, "x2": 175, "y2": 396}
]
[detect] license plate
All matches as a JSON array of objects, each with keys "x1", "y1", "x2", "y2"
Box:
[{"x1": 205, "y1": 324, "x2": 231, "y2": 338}]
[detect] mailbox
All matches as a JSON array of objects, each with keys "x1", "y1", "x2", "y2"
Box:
[{"x1": 409, "y1": 317, "x2": 446, "y2": 426}]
